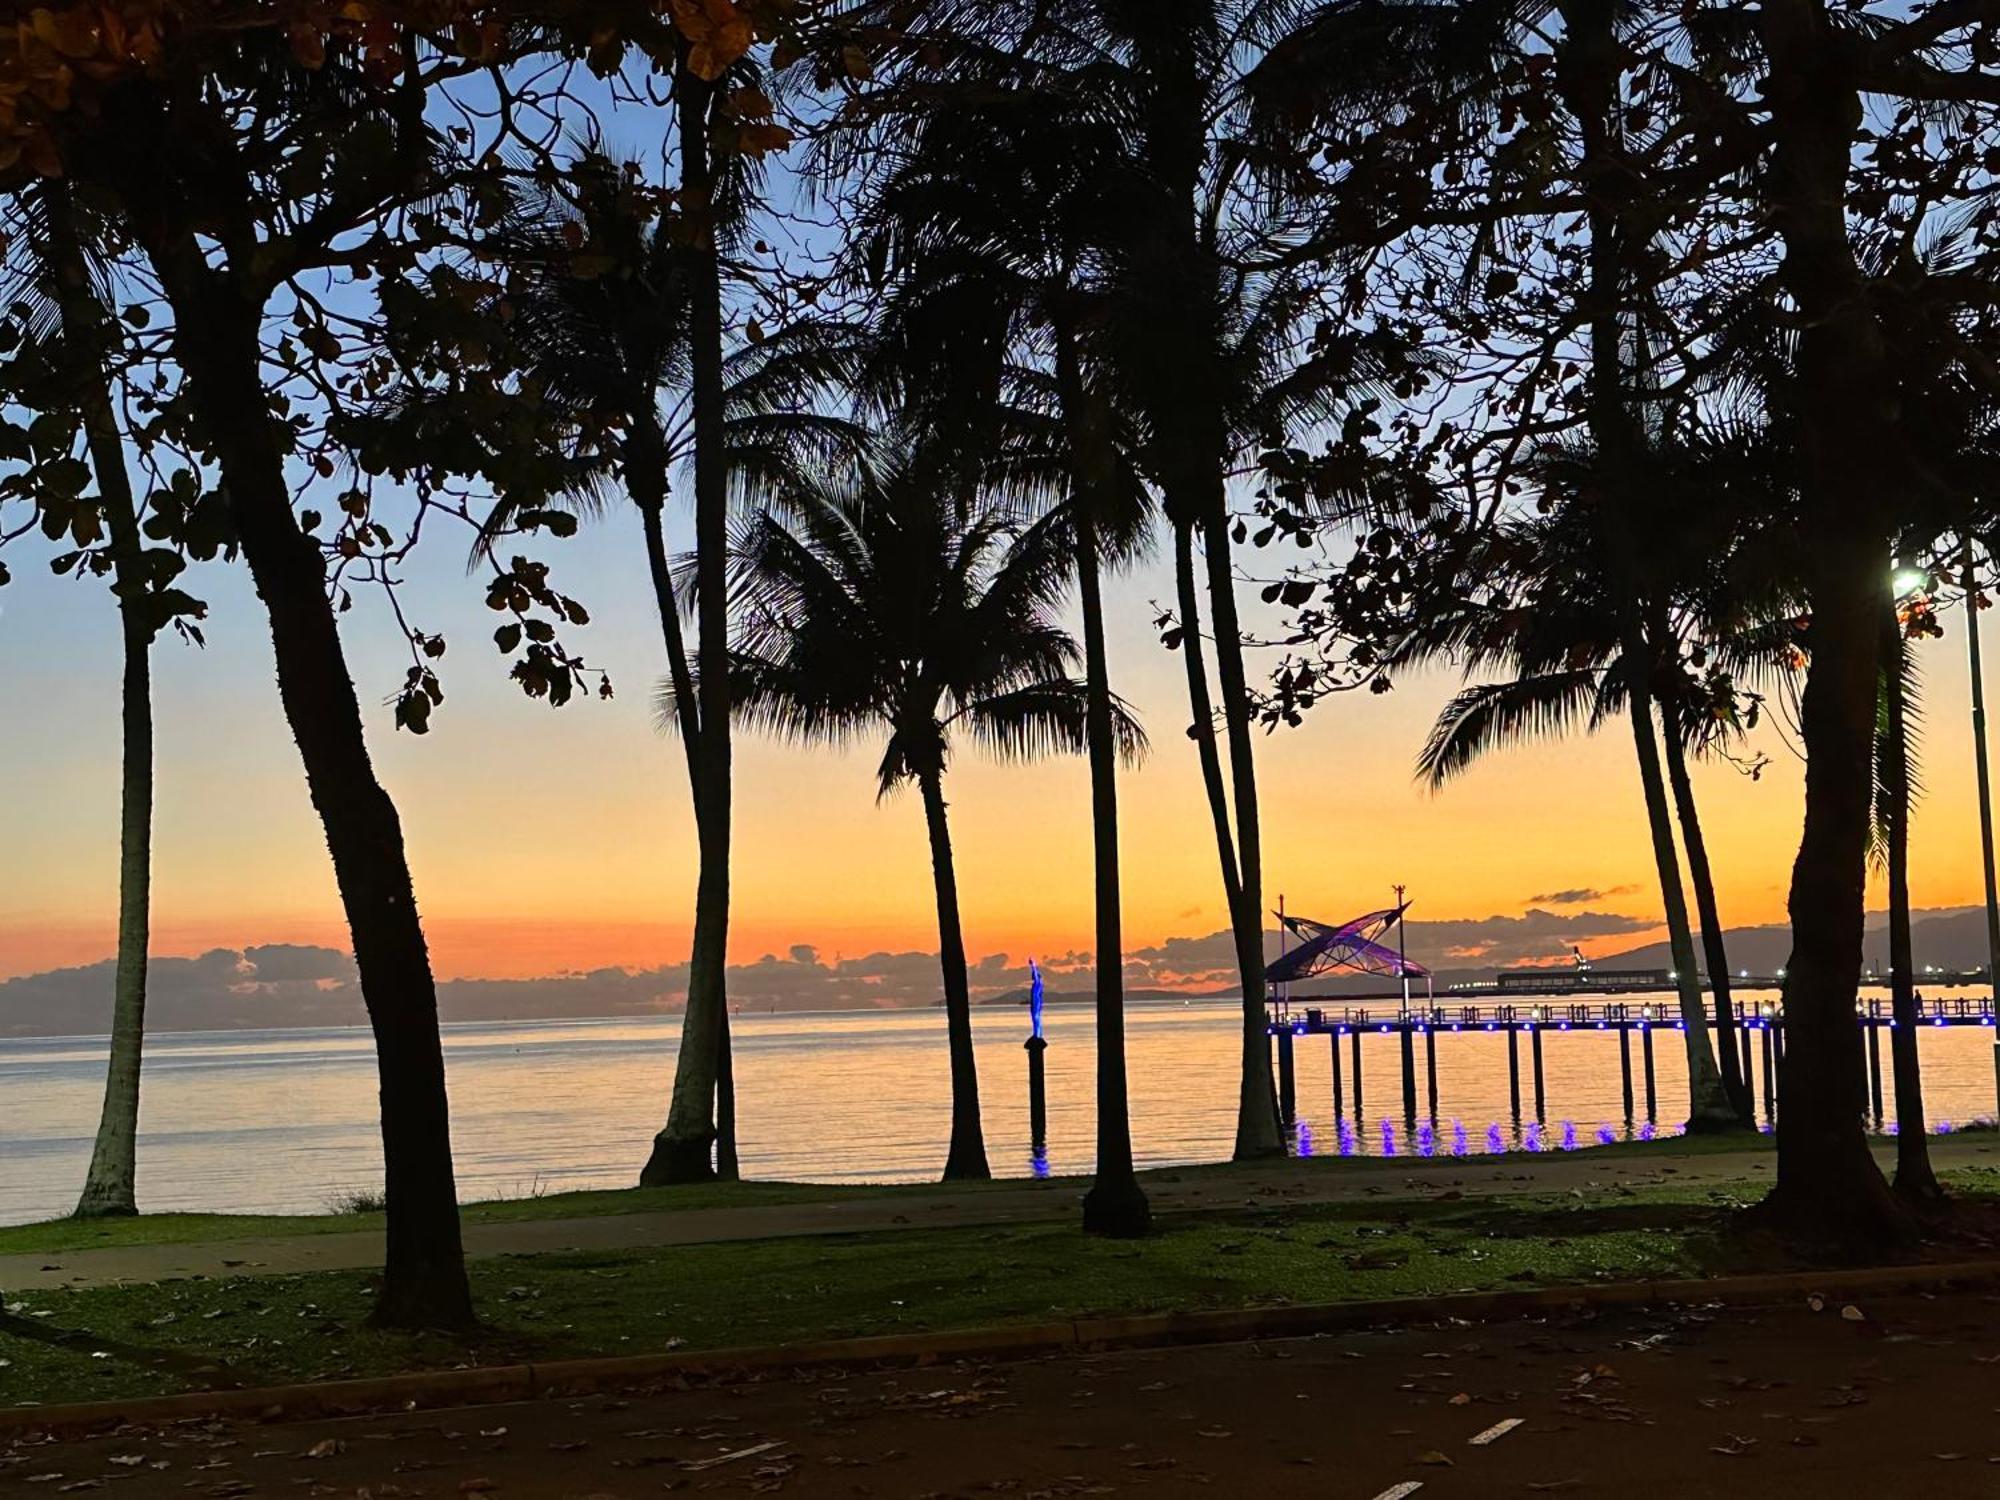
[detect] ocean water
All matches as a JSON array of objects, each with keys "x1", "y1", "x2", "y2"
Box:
[{"x1": 2, "y1": 990, "x2": 1994, "y2": 1225}]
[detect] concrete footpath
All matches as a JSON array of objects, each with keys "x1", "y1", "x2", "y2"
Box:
[
  {"x1": 5, "y1": 1136, "x2": 1995, "y2": 1292},
  {"x1": 9, "y1": 1288, "x2": 2000, "y2": 1497}
]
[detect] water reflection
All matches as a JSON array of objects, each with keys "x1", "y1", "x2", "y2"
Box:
[{"x1": 9, "y1": 993, "x2": 2000, "y2": 1223}]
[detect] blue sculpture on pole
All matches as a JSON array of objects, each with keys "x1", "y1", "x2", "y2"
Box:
[{"x1": 1025, "y1": 957, "x2": 1049, "y2": 1170}]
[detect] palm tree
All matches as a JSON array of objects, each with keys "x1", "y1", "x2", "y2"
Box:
[
  {"x1": 1406, "y1": 476, "x2": 1767, "y2": 1127},
  {"x1": 16, "y1": 180, "x2": 161, "y2": 1217},
  {"x1": 842, "y1": 97, "x2": 1157, "y2": 1227},
  {"x1": 704, "y1": 438, "x2": 1145, "y2": 1181},
  {"x1": 1875, "y1": 595, "x2": 1943, "y2": 1203},
  {"x1": 451, "y1": 150, "x2": 864, "y2": 1183}
]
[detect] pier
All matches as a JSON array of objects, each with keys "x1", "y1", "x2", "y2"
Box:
[{"x1": 1266, "y1": 994, "x2": 2000, "y2": 1127}]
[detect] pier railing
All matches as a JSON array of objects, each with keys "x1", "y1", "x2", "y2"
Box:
[{"x1": 1260, "y1": 992, "x2": 2000, "y2": 1132}]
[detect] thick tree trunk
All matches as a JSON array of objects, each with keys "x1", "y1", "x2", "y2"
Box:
[
  {"x1": 151, "y1": 246, "x2": 472, "y2": 1326},
  {"x1": 917, "y1": 768, "x2": 990, "y2": 1181},
  {"x1": 1661, "y1": 714, "x2": 1754, "y2": 1124},
  {"x1": 1075, "y1": 523, "x2": 1149, "y2": 1235},
  {"x1": 1881, "y1": 606, "x2": 1942, "y2": 1202},
  {"x1": 45, "y1": 180, "x2": 155, "y2": 1221},
  {"x1": 644, "y1": 64, "x2": 734, "y2": 1185},
  {"x1": 1757, "y1": 0, "x2": 1915, "y2": 1250}
]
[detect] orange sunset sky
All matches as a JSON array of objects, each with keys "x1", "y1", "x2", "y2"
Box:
[{"x1": 1, "y1": 509, "x2": 1986, "y2": 986}]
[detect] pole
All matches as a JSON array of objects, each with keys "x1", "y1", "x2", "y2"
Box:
[
  {"x1": 1330, "y1": 1030, "x2": 1343, "y2": 1116},
  {"x1": 1277, "y1": 1027, "x2": 1297, "y2": 1125},
  {"x1": 1530, "y1": 1021, "x2": 1546, "y2": 1120},
  {"x1": 1965, "y1": 540, "x2": 2000, "y2": 1108},
  {"x1": 1641, "y1": 1023, "x2": 1657, "y2": 1121},
  {"x1": 1026, "y1": 1035, "x2": 1048, "y2": 1154},
  {"x1": 1351, "y1": 1027, "x2": 1364, "y2": 1121},
  {"x1": 1867, "y1": 1013, "x2": 1885, "y2": 1121},
  {"x1": 1619, "y1": 1024, "x2": 1634, "y2": 1121},
  {"x1": 1424, "y1": 1023, "x2": 1439, "y2": 1119},
  {"x1": 1507, "y1": 1024, "x2": 1522, "y2": 1122},
  {"x1": 1395, "y1": 884, "x2": 1416, "y2": 1122},
  {"x1": 1760, "y1": 1021, "x2": 1777, "y2": 1119},
  {"x1": 1025, "y1": 958, "x2": 1048, "y2": 1159}
]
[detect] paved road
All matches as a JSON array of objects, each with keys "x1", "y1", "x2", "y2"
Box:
[
  {"x1": 4, "y1": 1136, "x2": 1995, "y2": 1293},
  {"x1": 8, "y1": 1290, "x2": 2000, "y2": 1496}
]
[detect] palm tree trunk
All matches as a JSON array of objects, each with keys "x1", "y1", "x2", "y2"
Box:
[
  {"x1": 917, "y1": 767, "x2": 990, "y2": 1181},
  {"x1": 1623, "y1": 652, "x2": 1736, "y2": 1129},
  {"x1": 1171, "y1": 519, "x2": 1244, "y2": 917},
  {"x1": 1168, "y1": 516, "x2": 1280, "y2": 1160},
  {"x1": 1755, "y1": 0, "x2": 1914, "y2": 1250},
  {"x1": 1196, "y1": 505, "x2": 1284, "y2": 1161},
  {"x1": 147, "y1": 235, "x2": 472, "y2": 1326},
  {"x1": 43, "y1": 179, "x2": 154, "y2": 1220},
  {"x1": 1963, "y1": 540, "x2": 2000, "y2": 1105},
  {"x1": 1554, "y1": 0, "x2": 1729, "y2": 1131},
  {"x1": 1881, "y1": 602, "x2": 1942, "y2": 1202},
  {"x1": 1660, "y1": 715, "x2": 1754, "y2": 1124},
  {"x1": 1075, "y1": 521, "x2": 1148, "y2": 1234},
  {"x1": 644, "y1": 61, "x2": 733, "y2": 1185}
]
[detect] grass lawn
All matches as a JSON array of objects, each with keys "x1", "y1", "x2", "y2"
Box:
[
  {"x1": 1, "y1": 1176, "x2": 1780, "y2": 1409},
  {"x1": 0, "y1": 1129, "x2": 1778, "y2": 1260}
]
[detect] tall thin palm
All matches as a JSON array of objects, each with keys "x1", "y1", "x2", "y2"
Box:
[
  {"x1": 846, "y1": 97, "x2": 1157, "y2": 1228},
  {"x1": 463, "y1": 151, "x2": 864, "y2": 1182},
  {"x1": 703, "y1": 443, "x2": 1146, "y2": 1180},
  {"x1": 831, "y1": 2, "x2": 1386, "y2": 1163},
  {"x1": 14, "y1": 180, "x2": 161, "y2": 1217}
]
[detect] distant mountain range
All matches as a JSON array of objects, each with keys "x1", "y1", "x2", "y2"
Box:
[{"x1": 3, "y1": 906, "x2": 1990, "y2": 1038}]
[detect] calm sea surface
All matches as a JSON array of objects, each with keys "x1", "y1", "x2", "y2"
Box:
[{"x1": 4, "y1": 990, "x2": 1995, "y2": 1225}]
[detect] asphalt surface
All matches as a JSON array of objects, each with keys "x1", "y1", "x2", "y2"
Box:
[{"x1": 8, "y1": 1290, "x2": 2000, "y2": 1497}]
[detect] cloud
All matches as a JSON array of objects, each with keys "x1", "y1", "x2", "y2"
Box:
[
  {"x1": 1410, "y1": 909, "x2": 1658, "y2": 966},
  {"x1": 1526, "y1": 885, "x2": 1638, "y2": 906},
  {"x1": 0, "y1": 907, "x2": 1666, "y2": 1036}
]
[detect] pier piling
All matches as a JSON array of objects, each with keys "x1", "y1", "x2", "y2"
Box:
[
  {"x1": 1424, "y1": 1024, "x2": 1439, "y2": 1119},
  {"x1": 1400, "y1": 1025, "x2": 1418, "y2": 1123},
  {"x1": 1867, "y1": 1020, "x2": 1884, "y2": 1120},
  {"x1": 1024, "y1": 1034, "x2": 1048, "y2": 1154},
  {"x1": 1351, "y1": 1028, "x2": 1364, "y2": 1121},
  {"x1": 1507, "y1": 1027, "x2": 1522, "y2": 1121},
  {"x1": 1530, "y1": 1024, "x2": 1546, "y2": 1120},
  {"x1": 1277, "y1": 1027, "x2": 1297, "y2": 1126},
  {"x1": 1330, "y1": 1031, "x2": 1343, "y2": 1117},
  {"x1": 1619, "y1": 1026, "x2": 1634, "y2": 1121},
  {"x1": 1760, "y1": 1023, "x2": 1777, "y2": 1119},
  {"x1": 1642, "y1": 1025, "x2": 1657, "y2": 1121}
]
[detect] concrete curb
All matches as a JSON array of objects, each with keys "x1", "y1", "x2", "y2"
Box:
[{"x1": 8, "y1": 1257, "x2": 1998, "y2": 1438}]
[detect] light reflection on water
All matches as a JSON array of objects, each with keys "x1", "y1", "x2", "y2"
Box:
[{"x1": 1, "y1": 989, "x2": 1994, "y2": 1224}]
